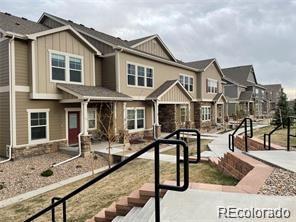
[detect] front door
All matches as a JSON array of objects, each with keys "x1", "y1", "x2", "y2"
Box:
[{"x1": 68, "y1": 111, "x2": 80, "y2": 145}]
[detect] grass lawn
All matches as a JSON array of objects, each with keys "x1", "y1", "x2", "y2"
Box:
[
  {"x1": 162, "y1": 139, "x2": 211, "y2": 156},
  {"x1": 0, "y1": 159, "x2": 237, "y2": 222},
  {"x1": 253, "y1": 125, "x2": 296, "y2": 148}
]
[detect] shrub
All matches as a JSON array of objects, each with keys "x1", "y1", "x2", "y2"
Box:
[
  {"x1": 40, "y1": 169, "x2": 53, "y2": 177},
  {"x1": 0, "y1": 182, "x2": 5, "y2": 190}
]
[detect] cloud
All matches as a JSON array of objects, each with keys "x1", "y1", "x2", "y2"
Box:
[{"x1": 1, "y1": 0, "x2": 295, "y2": 99}]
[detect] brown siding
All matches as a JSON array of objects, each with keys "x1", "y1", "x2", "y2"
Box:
[
  {"x1": 0, "y1": 39, "x2": 9, "y2": 87},
  {"x1": 15, "y1": 40, "x2": 30, "y2": 86},
  {"x1": 15, "y1": 92, "x2": 67, "y2": 145},
  {"x1": 160, "y1": 84, "x2": 191, "y2": 102},
  {"x1": 135, "y1": 39, "x2": 171, "y2": 60},
  {"x1": 0, "y1": 92, "x2": 10, "y2": 156},
  {"x1": 95, "y1": 57, "x2": 102, "y2": 86},
  {"x1": 83, "y1": 35, "x2": 114, "y2": 54},
  {"x1": 35, "y1": 30, "x2": 96, "y2": 95},
  {"x1": 42, "y1": 17, "x2": 63, "y2": 29},
  {"x1": 102, "y1": 56, "x2": 116, "y2": 90}
]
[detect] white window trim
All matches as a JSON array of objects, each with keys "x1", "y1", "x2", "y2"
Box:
[
  {"x1": 201, "y1": 106, "x2": 211, "y2": 122},
  {"x1": 49, "y1": 49, "x2": 84, "y2": 85},
  {"x1": 179, "y1": 73, "x2": 194, "y2": 92},
  {"x1": 207, "y1": 78, "x2": 218, "y2": 94},
  {"x1": 126, "y1": 107, "x2": 145, "y2": 132},
  {"x1": 126, "y1": 61, "x2": 154, "y2": 89},
  {"x1": 88, "y1": 108, "x2": 97, "y2": 130},
  {"x1": 180, "y1": 106, "x2": 187, "y2": 123},
  {"x1": 27, "y1": 109, "x2": 50, "y2": 145}
]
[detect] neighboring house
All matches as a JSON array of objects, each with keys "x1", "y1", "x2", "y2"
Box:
[
  {"x1": 185, "y1": 58, "x2": 227, "y2": 130},
  {"x1": 222, "y1": 65, "x2": 267, "y2": 118},
  {"x1": 263, "y1": 84, "x2": 282, "y2": 112},
  {"x1": 0, "y1": 12, "x2": 205, "y2": 158}
]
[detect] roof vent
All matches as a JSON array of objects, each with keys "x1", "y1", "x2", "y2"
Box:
[
  {"x1": 79, "y1": 24, "x2": 84, "y2": 27},
  {"x1": 68, "y1": 20, "x2": 73, "y2": 23},
  {"x1": 4, "y1": 12, "x2": 11, "y2": 16},
  {"x1": 15, "y1": 22, "x2": 20, "y2": 26},
  {"x1": 21, "y1": 17, "x2": 27, "y2": 20},
  {"x1": 116, "y1": 37, "x2": 122, "y2": 40},
  {"x1": 90, "y1": 27, "x2": 95, "y2": 30}
]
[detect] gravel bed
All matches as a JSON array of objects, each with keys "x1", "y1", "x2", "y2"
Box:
[
  {"x1": 0, "y1": 152, "x2": 108, "y2": 201},
  {"x1": 258, "y1": 168, "x2": 296, "y2": 196}
]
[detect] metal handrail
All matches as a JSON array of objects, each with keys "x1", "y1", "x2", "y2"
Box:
[
  {"x1": 228, "y1": 118, "x2": 253, "y2": 152},
  {"x1": 264, "y1": 124, "x2": 282, "y2": 150},
  {"x1": 24, "y1": 132, "x2": 189, "y2": 222},
  {"x1": 163, "y1": 128, "x2": 200, "y2": 187},
  {"x1": 287, "y1": 116, "x2": 296, "y2": 152}
]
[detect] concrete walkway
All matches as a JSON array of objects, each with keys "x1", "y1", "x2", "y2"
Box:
[
  {"x1": 156, "y1": 189, "x2": 296, "y2": 222},
  {"x1": 247, "y1": 150, "x2": 296, "y2": 172}
]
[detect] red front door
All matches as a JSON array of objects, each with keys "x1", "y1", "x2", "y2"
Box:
[{"x1": 68, "y1": 111, "x2": 80, "y2": 145}]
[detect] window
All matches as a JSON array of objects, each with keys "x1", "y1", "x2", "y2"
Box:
[
  {"x1": 207, "y1": 79, "x2": 218, "y2": 93},
  {"x1": 50, "y1": 50, "x2": 83, "y2": 84},
  {"x1": 127, "y1": 108, "x2": 145, "y2": 130},
  {"x1": 88, "y1": 109, "x2": 97, "y2": 130},
  {"x1": 201, "y1": 106, "x2": 211, "y2": 121},
  {"x1": 28, "y1": 109, "x2": 49, "y2": 143},
  {"x1": 180, "y1": 106, "x2": 187, "y2": 123},
  {"x1": 127, "y1": 63, "x2": 153, "y2": 88},
  {"x1": 179, "y1": 74, "x2": 193, "y2": 92}
]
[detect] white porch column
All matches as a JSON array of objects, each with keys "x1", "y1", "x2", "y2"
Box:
[
  {"x1": 113, "y1": 102, "x2": 117, "y2": 134},
  {"x1": 247, "y1": 102, "x2": 250, "y2": 116},
  {"x1": 188, "y1": 103, "x2": 191, "y2": 121},
  {"x1": 123, "y1": 102, "x2": 127, "y2": 130},
  {"x1": 154, "y1": 101, "x2": 159, "y2": 125},
  {"x1": 215, "y1": 103, "x2": 218, "y2": 124},
  {"x1": 81, "y1": 100, "x2": 89, "y2": 135}
]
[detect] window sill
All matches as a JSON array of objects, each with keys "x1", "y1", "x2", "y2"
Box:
[
  {"x1": 28, "y1": 138, "x2": 49, "y2": 145},
  {"x1": 127, "y1": 128, "x2": 146, "y2": 133}
]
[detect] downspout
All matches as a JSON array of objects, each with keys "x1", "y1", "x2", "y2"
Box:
[
  {"x1": 152, "y1": 99, "x2": 157, "y2": 140},
  {"x1": 1, "y1": 35, "x2": 15, "y2": 164},
  {"x1": 52, "y1": 98, "x2": 90, "y2": 167}
]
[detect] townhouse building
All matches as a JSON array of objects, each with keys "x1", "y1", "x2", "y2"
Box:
[
  {"x1": 222, "y1": 65, "x2": 267, "y2": 118},
  {"x1": 263, "y1": 84, "x2": 282, "y2": 112}
]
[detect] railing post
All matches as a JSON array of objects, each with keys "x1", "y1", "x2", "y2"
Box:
[
  {"x1": 244, "y1": 119, "x2": 248, "y2": 152},
  {"x1": 287, "y1": 117, "x2": 290, "y2": 152},
  {"x1": 268, "y1": 134, "x2": 271, "y2": 150},
  {"x1": 154, "y1": 141, "x2": 160, "y2": 222},
  {"x1": 197, "y1": 132, "x2": 201, "y2": 162},
  {"x1": 264, "y1": 134, "x2": 266, "y2": 150},
  {"x1": 62, "y1": 201, "x2": 66, "y2": 222},
  {"x1": 176, "y1": 130, "x2": 180, "y2": 186},
  {"x1": 51, "y1": 198, "x2": 56, "y2": 222}
]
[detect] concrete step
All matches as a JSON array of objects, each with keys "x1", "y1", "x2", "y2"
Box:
[
  {"x1": 111, "y1": 216, "x2": 124, "y2": 222},
  {"x1": 136, "y1": 198, "x2": 159, "y2": 222},
  {"x1": 119, "y1": 207, "x2": 142, "y2": 222}
]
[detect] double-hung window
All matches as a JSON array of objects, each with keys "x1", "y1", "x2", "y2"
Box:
[
  {"x1": 201, "y1": 106, "x2": 211, "y2": 121},
  {"x1": 207, "y1": 79, "x2": 218, "y2": 93},
  {"x1": 179, "y1": 74, "x2": 193, "y2": 92},
  {"x1": 50, "y1": 51, "x2": 83, "y2": 84},
  {"x1": 88, "y1": 109, "x2": 97, "y2": 130},
  {"x1": 127, "y1": 63, "x2": 153, "y2": 88},
  {"x1": 127, "y1": 108, "x2": 145, "y2": 130},
  {"x1": 28, "y1": 109, "x2": 49, "y2": 143}
]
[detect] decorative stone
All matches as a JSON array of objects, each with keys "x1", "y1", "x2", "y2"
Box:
[{"x1": 80, "y1": 135, "x2": 91, "y2": 157}]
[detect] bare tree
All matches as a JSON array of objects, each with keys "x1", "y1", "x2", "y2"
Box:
[{"x1": 97, "y1": 103, "x2": 117, "y2": 168}]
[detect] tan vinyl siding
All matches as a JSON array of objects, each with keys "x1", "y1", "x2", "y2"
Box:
[
  {"x1": 102, "y1": 55, "x2": 116, "y2": 90},
  {"x1": 95, "y1": 57, "x2": 102, "y2": 86},
  {"x1": 135, "y1": 39, "x2": 171, "y2": 60},
  {"x1": 0, "y1": 92, "x2": 10, "y2": 156},
  {"x1": 0, "y1": 39, "x2": 9, "y2": 87},
  {"x1": 160, "y1": 84, "x2": 190, "y2": 103},
  {"x1": 15, "y1": 40, "x2": 30, "y2": 86},
  {"x1": 199, "y1": 63, "x2": 223, "y2": 100},
  {"x1": 15, "y1": 92, "x2": 67, "y2": 145},
  {"x1": 119, "y1": 52, "x2": 197, "y2": 99},
  {"x1": 35, "y1": 30, "x2": 95, "y2": 95}
]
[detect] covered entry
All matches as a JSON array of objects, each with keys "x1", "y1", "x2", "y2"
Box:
[{"x1": 146, "y1": 80, "x2": 193, "y2": 133}]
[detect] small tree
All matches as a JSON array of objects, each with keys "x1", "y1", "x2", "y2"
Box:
[
  {"x1": 293, "y1": 99, "x2": 296, "y2": 115},
  {"x1": 274, "y1": 90, "x2": 290, "y2": 126},
  {"x1": 97, "y1": 103, "x2": 117, "y2": 168}
]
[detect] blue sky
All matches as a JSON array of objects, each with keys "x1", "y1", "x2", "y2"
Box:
[{"x1": 1, "y1": 0, "x2": 296, "y2": 99}]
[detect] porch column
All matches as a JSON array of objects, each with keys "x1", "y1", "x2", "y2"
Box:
[
  {"x1": 215, "y1": 103, "x2": 218, "y2": 124},
  {"x1": 123, "y1": 102, "x2": 127, "y2": 130},
  {"x1": 154, "y1": 101, "x2": 159, "y2": 125},
  {"x1": 188, "y1": 103, "x2": 191, "y2": 121},
  {"x1": 81, "y1": 100, "x2": 89, "y2": 135},
  {"x1": 113, "y1": 102, "x2": 117, "y2": 134},
  {"x1": 247, "y1": 102, "x2": 250, "y2": 116}
]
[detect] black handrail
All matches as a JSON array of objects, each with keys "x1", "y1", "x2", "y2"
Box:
[
  {"x1": 264, "y1": 123, "x2": 282, "y2": 150},
  {"x1": 228, "y1": 118, "x2": 253, "y2": 152},
  {"x1": 24, "y1": 135, "x2": 189, "y2": 222},
  {"x1": 163, "y1": 128, "x2": 200, "y2": 186},
  {"x1": 287, "y1": 116, "x2": 296, "y2": 152}
]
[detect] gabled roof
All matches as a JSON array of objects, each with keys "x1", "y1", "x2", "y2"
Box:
[
  {"x1": 0, "y1": 11, "x2": 48, "y2": 35},
  {"x1": 127, "y1": 34, "x2": 177, "y2": 62},
  {"x1": 57, "y1": 84, "x2": 132, "y2": 101},
  {"x1": 263, "y1": 84, "x2": 282, "y2": 91},
  {"x1": 238, "y1": 91, "x2": 253, "y2": 101},
  {"x1": 146, "y1": 80, "x2": 193, "y2": 101},
  {"x1": 222, "y1": 65, "x2": 258, "y2": 87},
  {"x1": 185, "y1": 58, "x2": 224, "y2": 77},
  {"x1": 213, "y1": 93, "x2": 227, "y2": 103}
]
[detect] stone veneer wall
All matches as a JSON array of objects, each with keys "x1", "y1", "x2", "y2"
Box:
[
  {"x1": 234, "y1": 135, "x2": 284, "y2": 151},
  {"x1": 12, "y1": 140, "x2": 67, "y2": 159},
  {"x1": 159, "y1": 104, "x2": 176, "y2": 132}
]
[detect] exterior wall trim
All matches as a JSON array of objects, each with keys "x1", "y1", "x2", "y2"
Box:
[
  {"x1": 15, "y1": 85, "x2": 30, "y2": 92},
  {"x1": 14, "y1": 138, "x2": 67, "y2": 148},
  {"x1": 30, "y1": 93, "x2": 63, "y2": 100}
]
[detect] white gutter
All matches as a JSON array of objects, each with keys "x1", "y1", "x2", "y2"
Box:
[
  {"x1": 52, "y1": 98, "x2": 90, "y2": 167},
  {"x1": 1, "y1": 35, "x2": 15, "y2": 164}
]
